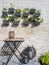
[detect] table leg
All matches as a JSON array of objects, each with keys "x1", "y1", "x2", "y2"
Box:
[{"x1": 6, "y1": 42, "x2": 21, "y2": 65}]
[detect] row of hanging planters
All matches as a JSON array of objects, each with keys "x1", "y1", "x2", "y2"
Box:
[{"x1": 2, "y1": 7, "x2": 43, "y2": 27}]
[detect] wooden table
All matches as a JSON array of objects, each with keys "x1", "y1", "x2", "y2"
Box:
[{"x1": 4, "y1": 38, "x2": 24, "y2": 42}]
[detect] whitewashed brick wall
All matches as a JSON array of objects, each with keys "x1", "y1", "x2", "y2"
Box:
[{"x1": 0, "y1": 0, "x2": 49, "y2": 58}]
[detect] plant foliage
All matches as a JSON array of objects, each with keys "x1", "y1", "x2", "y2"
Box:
[{"x1": 41, "y1": 52, "x2": 49, "y2": 65}]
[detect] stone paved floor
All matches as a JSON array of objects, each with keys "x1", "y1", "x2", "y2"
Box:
[{"x1": 0, "y1": 0, "x2": 49, "y2": 61}]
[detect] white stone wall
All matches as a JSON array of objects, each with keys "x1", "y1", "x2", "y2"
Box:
[{"x1": 0, "y1": 0, "x2": 49, "y2": 59}]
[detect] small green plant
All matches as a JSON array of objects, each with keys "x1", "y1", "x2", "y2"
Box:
[
  {"x1": 3, "y1": 15, "x2": 8, "y2": 18},
  {"x1": 13, "y1": 16, "x2": 20, "y2": 26},
  {"x1": 34, "y1": 10, "x2": 41, "y2": 18},
  {"x1": 41, "y1": 52, "x2": 49, "y2": 65},
  {"x1": 23, "y1": 17, "x2": 29, "y2": 26},
  {"x1": 3, "y1": 8, "x2": 7, "y2": 11},
  {"x1": 10, "y1": 3, "x2": 13, "y2": 5},
  {"x1": 10, "y1": 3, "x2": 14, "y2": 7},
  {"x1": 36, "y1": 10, "x2": 41, "y2": 13},
  {"x1": 14, "y1": 16, "x2": 20, "y2": 22},
  {"x1": 14, "y1": 16, "x2": 20, "y2": 20},
  {"x1": 3, "y1": 15, "x2": 9, "y2": 21},
  {"x1": 24, "y1": 17, "x2": 29, "y2": 22},
  {"x1": 23, "y1": 8, "x2": 29, "y2": 13},
  {"x1": 15, "y1": 9, "x2": 22, "y2": 13}
]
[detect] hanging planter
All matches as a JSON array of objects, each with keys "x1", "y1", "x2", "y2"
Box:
[
  {"x1": 23, "y1": 13, "x2": 29, "y2": 18},
  {"x1": 9, "y1": 15, "x2": 14, "y2": 22},
  {"x1": 29, "y1": 8, "x2": 36, "y2": 15},
  {"x1": 8, "y1": 8, "x2": 14, "y2": 14},
  {"x1": 22, "y1": 17, "x2": 29, "y2": 26},
  {"x1": 8, "y1": 4, "x2": 14, "y2": 14},
  {"x1": 22, "y1": 8, "x2": 29, "y2": 18},
  {"x1": 15, "y1": 9, "x2": 22, "y2": 13},
  {"x1": 3, "y1": 15, "x2": 9, "y2": 26},
  {"x1": 13, "y1": 16, "x2": 20, "y2": 26},
  {"x1": 15, "y1": 9, "x2": 22, "y2": 18},
  {"x1": 28, "y1": 16, "x2": 34, "y2": 23},
  {"x1": 34, "y1": 10, "x2": 41, "y2": 18},
  {"x1": 2, "y1": 8, "x2": 8, "y2": 18},
  {"x1": 22, "y1": 8, "x2": 29, "y2": 26},
  {"x1": 33, "y1": 17, "x2": 43, "y2": 26}
]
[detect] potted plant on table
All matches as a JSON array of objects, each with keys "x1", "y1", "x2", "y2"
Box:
[
  {"x1": 29, "y1": 8, "x2": 36, "y2": 15},
  {"x1": 39, "y1": 52, "x2": 49, "y2": 65},
  {"x1": 9, "y1": 15, "x2": 14, "y2": 22}
]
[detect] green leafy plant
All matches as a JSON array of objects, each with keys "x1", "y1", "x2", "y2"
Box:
[
  {"x1": 14, "y1": 16, "x2": 20, "y2": 22},
  {"x1": 10, "y1": 3, "x2": 13, "y2": 5},
  {"x1": 15, "y1": 9, "x2": 22, "y2": 13},
  {"x1": 24, "y1": 17, "x2": 29, "y2": 22},
  {"x1": 35, "y1": 17, "x2": 44, "y2": 23},
  {"x1": 3, "y1": 15, "x2": 9, "y2": 21},
  {"x1": 23, "y1": 8, "x2": 29, "y2": 13},
  {"x1": 14, "y1": 16, "x2": 20, "y2": 19},
  {"x1": 36, "y1": 10, "x2": 41, "y2": 13},
  {"x1": 34, "y1": 17, "x2": 40, "y2": 23},
  {"x1": 41, "y1": 52, "x2": 49, "y2": 65},
  {"x1": 3, "y1": 15, "x2": 8, "y2": 19},
  {"x1": 34, "y1": 10, "x2": 41, "y2": 18},
  {"x1": 10, "y1": 3, "x2": 14, "y2": 7},
  {"x1": 13, "y1": 16, "x2": 20, "y2": 26},
  {"x1": 3, "y1": 8, "x2": 7, "y2": 11},
  {"x1": 23, "y1": 17, "x2": 29, "y2": 26}
]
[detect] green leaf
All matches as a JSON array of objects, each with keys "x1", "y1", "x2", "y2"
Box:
[
  {"x1": 23, "y1": 8, "x2": 29, "y2": 13},
  {"x1": 35, "y1": 17, "x2": 40, "y2": 23},
  {"x1": 24, "y1": 17, "x2": 29, "y2": 22},
  {"x1": 14, "y1": 16, "x2": 19, "y2": 20},
  {"x1": 15, "y1": 9, "x2": 22, "y2": 13},
  {"x1": 3, "y1": 15, "x2": 8, "y2": 18},
  {"x1": 3, "y1": 8, "x2": 7, "y2": 11},
  {"x1": 41, "y1": 52, "x2": 49, "y2": 65}
]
